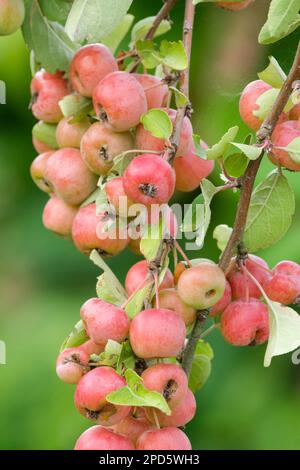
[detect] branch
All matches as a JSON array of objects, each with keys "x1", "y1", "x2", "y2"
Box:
[
  {"x1": 182, "y1": 39, "x2": 300, "y2": 376},
  {"x1": 219, "y1": 39, "x2": 300, "y2": 271}
]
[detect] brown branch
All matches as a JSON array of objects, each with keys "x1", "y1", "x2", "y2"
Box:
[{"x1": 182, "y1": 39, "x2": 300, "y2": 376}]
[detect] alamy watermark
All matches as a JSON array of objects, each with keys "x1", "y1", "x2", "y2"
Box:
[
  {"x1": 0, "y1": 341, "x2": 6, "y2": 365},
  {"x1": 0, "y1": 80, "x2": 6, "y2": 104}
]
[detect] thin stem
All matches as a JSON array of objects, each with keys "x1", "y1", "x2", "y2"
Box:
[
  {"x1": 182, "y1": 310, "x2": 209, "y2": 375},
  {"x1": 175, "y1": 240, "x2": 192, "y2": 267},
  {"x1": 200, "y1": 322, "x2": 219, "y2": 339},
  {"x1": 121, "y1": 276, "x2": 150, "y2": 309}
]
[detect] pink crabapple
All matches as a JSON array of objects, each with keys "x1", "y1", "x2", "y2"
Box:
[
  {"x1": 111, "y1": 415, "x2": 153, "y2": 445},
  {"x1": 105, "y1": 177, "x2": 134, "y2": 217},
  {"x1": 174, "y1": 143, "x2": 215, "y2": 192},
  {"x1": 56, "y1": 347, "x2": 89, "y2": 384},
  {"x1": 56, "y1": 117, "x2": 90, "y2": 149},
  {"x1": 221, "y1": 298, "x2": 269, "y2": 346},
  {"x1": 30, "y1": 70, "x2": 69, "y2": 123},
  {"x1": 133, "y1": 73, "x2": 169, "y2": 109},
  {"x1": 42, "y1": 196, "x2": 78, "y2": 238},
  {"x1": 210, "y1": 281, "x2": 232, "y2": 317},
  {"x1": 263, "y1": 260, "x2": 300, "y2": 305},
  {"x1": 125, "y1": 259, "x2": 174, "y2": 296},
  {"x1": 146, "y1": 388, "x2": 196, "y2": 428},
  {"x1": 32, "y1": 137, "x2": 53, "y2": 154},
  {"x1": 269, "y1": 120, "x2": 300, "y2": 171},
  {"x1": 30, "y1": 151, "x2": 54, "y2": 193},
  {"x1": 155, "y1": 288, "x2": 196, "y2": 326},
  {"x1": 74, "y1": 426, "x2": 134, "y2": 450},
  {"x1": 129, "y1": 308, "x2": 186, "y2": 359},
  {"x1": 136, "y1": 427, "x2": 192, "y2": 450},
  {"x1": 70, "y1": 44, "x2": 118, "y2": 97},
  {"x1": 74, "y1": 366, "x2": 131, "y2": 426},
  {"x1": 227, "y1": 254, "x2": 271, "y2": 300}
]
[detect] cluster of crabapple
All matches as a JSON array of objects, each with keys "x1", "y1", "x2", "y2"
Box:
[
  {"x1": 29, "y1": 42, "x2": 218, "y2": 450},
  {"x1": 239, "y1": 78, "x2": 300, "y2": 172}
]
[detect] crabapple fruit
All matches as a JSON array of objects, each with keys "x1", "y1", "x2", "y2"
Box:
[
  {"x1": 228, "y1": 255, "x2": 271, "y2": 300},
  {"x1": 125, "y1": 260, "x2": 174, "y2": 296},
  {"x1": 133, "y1": 74, "x2": 169, "y2": 109},
  {"x1": 269, "y1": 120, "x2": 300, "y2": 171},
  {"x1": 72, "y1": 203, "x2": 129, "y2": 255},
  {"x1": 32, "y1": 137, "x2": 53, "y2": 154},
  {"x1": 44, "y1": 148, "x2": 97, "y2": 206},
  {"x1": 111, "y1": 415, "x2": 153, "y2": 445},
  {"x1": 263, "y1": 260, "x2": 300, "y2": 305},
  {"x1": 31, "y1": 70, "x2": 69, "y2": 123},
  {"x1": 221, "y1": 299, "x2": 269, "y2": 346},
  {"x1": 30, "y1": 151, "x2": 54, "y2": 193},
  {"x1": 32, "y1": 121, "x2": 58, "y2": 153},
  {"x1": 239, "y1": 80, "x2": 286, "y2": 131},
  {"x1": 217, "y1": 0, "x2": 254, "y2": 11},
  {"x1": 70, "y1": 44, "x2": 118, "y2": 97},
  {"x1": 80, "y1": 122, "x2": 134, "y2": 175},
  {"x1": 174, "y1": 144, "x2": 214, "y2": 192},
  {"x1": 0, "y1": 0, "x2": 25, "y2": 36},
  {"x1": 210, "y1": 281, "x2": 232, "y2": 317},
  {"x1": 141, "y1": 363, "x2": 188, "y2": 409},
  {"x1": 78, "y1": 339, "x2": 105, "y2": 356},
  {"x1": 135, "y1": 108, "x2": 193, "y2": 157},
  {"x1": 43, "y1": 196, "x2": 77, "y2": 238},
  {"x1": 74, "y1": 426, "x2": 134, "y2": 450},
  {"x1": 56, "y1": 347, "x2": 89, "y2": 384},
  {"x1": 136, "y1": 427, "x2": 192, "y2": 450},
  {"x1": 105, "y1": 177, "x2": 134, "y2": 217},
  {"x1": 155, "y1": 288, "x2": 196, "y2": 326},
  {"x1": 123, "y1": 154, "x2": 176, "y2": 206},
  {"x1": 93, "y1": 71, "x2": 147, "y2": 131},
  {"x1": 129, "y1": 308, "x2": 186, "y2": 359},
  {"x1": 147, "y1": 389, "x2": 196, "y2": 428},
  {"x1": 80, "y1": 298, "x2": 130, "y2": 346},
  {"x1": 74, "y1": 366, "x2": 131, "y2": 426},
  {"x1": 177, "y1": 262, "x2": 226, "y2": 310},
  {"x1": 56, "y1": 117, "x2": 90, "y2": 149}
]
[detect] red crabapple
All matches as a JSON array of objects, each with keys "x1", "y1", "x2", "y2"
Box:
[
  {"x1": 269, "y1": 120, "x2": 300, "y2": 171},
  {"x1": 78, "y1": 339, "x2": 105, "y2": 356},
  {"x1": 74, "y1": 366, "x2": 131, "y2": 426},
  {"x1": 129, "y1": 308, "x2": 186, "y2": 359},
  {"x1": 31, "y1": 70, "x2": 69, "y2": 123},
  {"x1": 239, "y1": 80, "x2": 286, "y2": 131},
  {"x1": 263, "y1": 260, "x2": 300, "y2": 305},
  {"x1": 80, "y1": 298, "x2": 130, "y2": 346},
  {"x1": 141, "y1": 363, "x2": 188, "y2": 408},
  {"x1": 32, "y1": 137, "x2": 53, "y2": 154},
  {"x1": 56, "y1": 347, "x2": 89, "y2": 384},
  {"x1": 155, "y1": 288, "x2": 196, "y2": 326},
  {"x1": 228, "y1": 255, "x2": 271, "y2": 300},
  {"x1": 217, "y1": 0, "x2": 254, "y2": 11},
  {"x1": 174, "y1": 144, "x2": 214, "y2": 192},
  {"x1": 133, "y1": 74, "x2": 169, "y2": 109},
  {"x1": 70, "y1": 44, "x2": 118, "y2": 97},
  {"x1": 93, "y1": 71, "x2": 147, "y2": 131},
  {"x1": 0, "y1": 0, "x2": 25, "y2": 36},
  {"x1": 44, "y1": 148, "x2": 97, "y2": 206},
  {"x1": 72, "y1": 203, "x2": 129, "y2": 255},
  {"x1": 105, "y1": 177, "x2": 134, "y2": 217},
  {"x1": 56, "y1": 117, "x2": 90, "y2": 149},
  {"x1": 221, "y1": 299, "x2": 269, "y2": 346},
  {"x1": 136, "y1": 427, "x2": 192, "y2": 450},
  {"x1": 111, "y1": 416, "x2": 153, "y2": 445},
  {"x1": 135, "y1": 108, "x2": 193, "y2": 157},
  {"x1": 125, "y1": 260, "x2": 174, "y2": 296},
  {"x1": 146, "y1": 389, "x2": 196, "y2": 428},
  {"x1": 43, "y1": 196, "x2": 77, "y2": 238},
  {"x1": 177, "y1": 262, "x2": 226, "y2": 310},
  {"x1": 210, "y1": 281, "x2": 232, "y2": 317},
  {"x1": 80, "y1": 122, "x2": 134, "y2": 175},
  {"x1": 123, "y1": 154, "x2": 175, "y2": 206},
  {"x1": 74, "y1": 426, "x2": 134, "y2": 450},
  {"x1": 30, "y1": 151, "x2": 54, "y2": 193}
]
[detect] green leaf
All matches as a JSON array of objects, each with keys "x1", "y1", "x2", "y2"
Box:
[
  {"x1": 90, "y1": 249, "x2": 127, "y2": 298},
  {"x1": 32, "y1": 121, "x2": 58, "y2": 149},
  {"x1": 107, "y1": 368, "x2": 171, "y2": 415},
  {"x1": 140, "y1": 109, "x2": 173, "y2": 140},
  {"x1": 254, "y1": 88, "x2": 294, "y2": 118},
  {"x1": 140, "y1": 219, "x2": 164, "y2": 262},
  {"x1": 125, "y1": 282, "x2": 152, "y2": 319},
  {"x1": 102, "y1": 14, "x2": 135, "y2": 53},
  {"x1": 206, "y1": 126, "x2": 239, "y2": 160},
  {"x1": 116, "y1": 341, "x2": 136, "y2": 374},
  {"x1": 244, "y1": 170, "x2": 295, "y2": 252},
  {"x1": 22, "y1": 1, "x2": 78, "y2": 74},
  {"x1": 213, "y1": 224, "x2": 233, "y2": 252},
  {"x1": 38, "y1": 0, "x2": 73, "y2": 25},
  {"x1": 169, "y1": 87, "x2": 189, "y2": 109},
  {"x1": 110, "y1": 151, "x2": 136, "y2": 176},
  {"x1": 257, "y1": 56, "x2": 286, "y2": 88},
  {"x1": 224, "y1": 152, "x2": 248, "y2": 178},
  {"x1": 193, "y1": 134, "x2": 207, "y2": 159},
  {"x1": 59, "y1": 94, "x2": 93, "y2": 122},
  {"x1": 279, "y1": 136, "x2": 300, "y2": 164},
  {"x1": 91, "y1": 339, "x2": 122, "y2": 366},
  {"x1": 130, "y1": 16, "x2": 171, "y2": 46},
  {"x1": 259, "y1": 0, "x2": 300, "y2": 45},
  {"x1": 65, "y1": 0, "x2": 134, "y2": 44},
  {"x1": 181, "y1": 194, "x2": 204, "y2": 233},
  {"x1": 230, "y1": 143, "x2": 262, "y2": 161},
  {"x1": 159, "y1": 40, "x2": 188, "y2": 71},
  {"x1": 135, "y1": 40, "x2": 160, "y2": 69},
  {"x1": 96, "y1": 272, "x2": 127, "y2": 306},
  {"x1": 60, "y1": 320, "x2": 88, "y2": 352},
  {"x1": 189, "y1": 340, "x2": 214, "y2": 393}
]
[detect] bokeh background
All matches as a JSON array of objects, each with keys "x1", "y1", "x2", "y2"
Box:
[{"x1": 1, "y1": 0, "x2": 300, "y2": 450}]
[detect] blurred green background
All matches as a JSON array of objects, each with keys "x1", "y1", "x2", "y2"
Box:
[{"x1": 1, "y1": 0, "x2": 300, "y2": 450}]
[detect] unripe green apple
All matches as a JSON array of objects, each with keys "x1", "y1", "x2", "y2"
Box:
[{"x1": 0, "y1": 0, "x2": 25, "y2": 36}]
